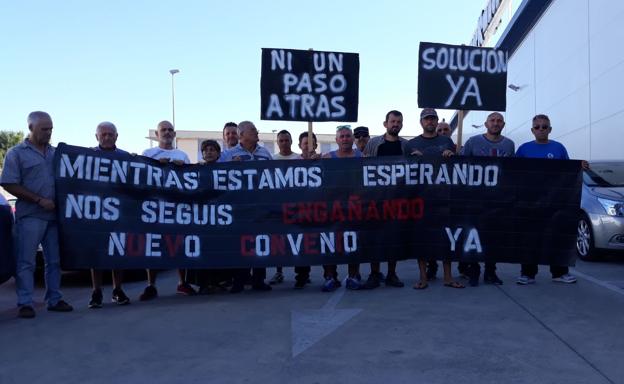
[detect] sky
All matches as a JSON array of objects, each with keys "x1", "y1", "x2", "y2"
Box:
[{"x1": 1, "y1": 0, "x2": 505, "y2": 154}]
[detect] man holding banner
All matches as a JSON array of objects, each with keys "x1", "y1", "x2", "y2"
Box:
[
  {"x1": 515, "y1": 114, "x2": 578, "y2": 285},
  {"x1": 362, "y1": 110, "x2": 409, "y2": 289},
  {"x1": 140, "y1": 120, "x2": 195, "y2": 300},
  {"x1": 222, "y1": 121, "x2": 273, "y2": 293},
  {"x1": 406, "y1": 108, "x2": 463, "y2": 290},
  {"x1": 459, "y1": 112, "x2": 514, "y2": 286}
]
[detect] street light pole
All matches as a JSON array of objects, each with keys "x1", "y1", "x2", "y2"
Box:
[{"x1": 169, "y1": 69, "x2": 180, "y2": 128}]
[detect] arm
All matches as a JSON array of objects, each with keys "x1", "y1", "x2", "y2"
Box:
[{"x1": 1, "y1": 184, "x2": 55, "y2": 211}]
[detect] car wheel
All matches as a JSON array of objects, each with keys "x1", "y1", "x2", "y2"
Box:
[{"x1": 576, "y1": 215, "x2": 599, "y2": 261}]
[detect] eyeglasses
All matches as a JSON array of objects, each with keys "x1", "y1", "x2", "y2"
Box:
[
  {"x1": 533, "y1": 125, "x2": 550, "y2": 130},
  {"x1": 336, "y1": 124, "x2": 352, "y2": 131}
]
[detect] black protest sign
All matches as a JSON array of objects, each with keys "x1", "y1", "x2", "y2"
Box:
[
  {"x1": 54, "y1": 143, "x2": 581, "y2": 270},
  {"x1": 418, "y1": 42, "x2": 508, "y2": 111},
  {"x1": 260, "y1": 48, "x2": 359, "y2": 122}
]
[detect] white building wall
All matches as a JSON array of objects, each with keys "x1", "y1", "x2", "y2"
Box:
[{"x1": 460, "y1": 0, "x2": 624, "y2": 161}]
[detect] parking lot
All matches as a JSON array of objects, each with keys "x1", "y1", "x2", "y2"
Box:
[{"x1": 0, "y1": 256, "x2": 623, "y2": 384}]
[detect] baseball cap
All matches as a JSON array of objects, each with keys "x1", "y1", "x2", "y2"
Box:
[
  {"x1": 353, "y1": 126, "x2": 369, "y2": 138},
  {"x1": 420, "y1": 108, "x2": 438, "y2": 119}
]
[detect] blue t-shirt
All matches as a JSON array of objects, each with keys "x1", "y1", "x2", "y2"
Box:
[{"x1": 515, "y1": 140, "x2": 569, "y2": 159}]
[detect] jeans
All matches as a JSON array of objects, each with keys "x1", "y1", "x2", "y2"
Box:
[{"x1": 15, "y1": 217, "x2": 62, "y2": 307}]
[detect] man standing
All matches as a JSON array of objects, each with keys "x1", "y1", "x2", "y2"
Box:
[
  {"x1": 436, "y1": 120, "x2": 452, "y2": 137},
  {"x1": 221, "y1": 121, "x2": 273, "y2": 292},
  {"x1": 406, "y1": 109, "x2": 463, "y2": 290},
  {"x1": 515, "y1": 114, "x2": 577, "y2": 285},
  {"x1": 269, "y1": 129, "x2": 299, "y2": 285},
  {"x1": 321, "y1": 126, "x2": 364, "y2": 291},
  {"x1": 353, "y1": 126, "x2": 370, "y2": 152},
  {"x1": 88, "y1": 122, "x2": 130, "y2": 308},
  {"x1": 140, "y1": 120, "x2": 195, "y2": 300},
  {"x1": 460, "y1": 112, "x2": 515, "y2": 286},
  {"x1": 1, "y1": 111, "x2": 73, "y2": 318},
  {"x1": 222, "y1": 122, "x2": 239, "y2": 150},
  {"x1": 362, "y1": 110, "x2": 409, "y2": 289},
  {"x1": 272, "y1": 130, "x2": 299, "y2": 160}
]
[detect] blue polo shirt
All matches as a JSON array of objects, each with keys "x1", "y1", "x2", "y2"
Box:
[
  {"x1": 0, "y1": 139, "x2": 56, "y2": 220},
  {"x1": 515, "y1": 140, "x2": 569, "y2": 159}
]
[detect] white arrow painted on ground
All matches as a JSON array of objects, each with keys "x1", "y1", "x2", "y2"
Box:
[{"x1": 291, "y1": 288, "x2": 362, "y2": 358}]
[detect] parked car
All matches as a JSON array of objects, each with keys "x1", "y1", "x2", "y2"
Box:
[{"x1": 577, "y1": 161, "x2": 624, "y2": 260}]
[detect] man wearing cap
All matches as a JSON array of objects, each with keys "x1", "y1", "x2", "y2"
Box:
[
  {"x1": 459, "y1": 112, "x2": 515, "y2": 286},
  {"x1": 407, "y1": 108, "x2": 463, "y2": 290},
  {"x1": 353, "y1": 126, "x2": 370, "y2": 152},
  {"x1": 362, "y1": 110, "x2": 409, "y2": 289}
]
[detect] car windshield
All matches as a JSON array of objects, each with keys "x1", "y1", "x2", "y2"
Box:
[{"x1": 584, "y1": 163, "x2": 624, "y2": 187}]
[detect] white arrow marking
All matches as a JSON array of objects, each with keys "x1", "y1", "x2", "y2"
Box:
[{"x1": 291, "y1": 288, "x2": 362, "y2": 358}]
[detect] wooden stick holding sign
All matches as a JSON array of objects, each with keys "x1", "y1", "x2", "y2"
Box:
[{"x1": 455, "y1": 110, "x2": 464, "y2": 153}]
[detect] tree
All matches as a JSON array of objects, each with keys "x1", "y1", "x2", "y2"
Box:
[{"x1": 0, "y1": 131, "x2": 24, "y2": 168}]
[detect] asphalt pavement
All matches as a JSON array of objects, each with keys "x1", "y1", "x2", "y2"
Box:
[{"x1": 1, "y1": 257, "x2": 623, "y2": 384}]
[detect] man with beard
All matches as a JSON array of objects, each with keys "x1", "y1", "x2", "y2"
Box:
[
  {"x1": 406, "y1": 109, "x2": 463, "y2": 290},
  {"x1": 460, "y1": 112, "x2": 515, "y2": 287},
  {"x1": 362, "y1": 110, "x2": 409, "y2": 289}
]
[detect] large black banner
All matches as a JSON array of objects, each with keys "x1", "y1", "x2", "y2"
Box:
[
  {"x1": 54, "y1": 144, "x2": 581, "y2": 269},
  {"x1": 260, "y1": 48, "x2": 359, "y2": 122},
  {"x1": 418, "y1": 42, "x2": 508, "y2": 111}
]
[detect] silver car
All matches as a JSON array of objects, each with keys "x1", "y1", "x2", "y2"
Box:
[{"x1": 577, "y1": 161, "x2": 624, "y2": 260}]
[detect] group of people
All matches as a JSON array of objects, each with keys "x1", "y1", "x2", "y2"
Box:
[{"x1": 0, "y1": 108, "x2": 580, "y2": 319}]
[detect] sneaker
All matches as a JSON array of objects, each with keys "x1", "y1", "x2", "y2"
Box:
[
  {"x1": 139, "y1": 285, "x2": 158, "y2": 301},
  {"x1": 252, "y1": 282, "x2": 272, "y2": 291},
  {"x1": 18, "y1": 305, "x2": 36, "y2": 319},
  {"x1": 346, "y1": 276, "x2": 363, "y2": 290},
  {"x1": 516, "y1": 275, "x2": 536, "y2": 285},
  {"x1": 552, "y1": 274, "x2": 577, "y2": 284},
  {"x1": 322, "y1": 277, "x2": 340, "y2": 292},
  {"x1": 269, "y1": 272, "x2": 284, "y2": 285},
  {"x1": 177, "y1": 283, "x2": 197, "y2": 296},
  {"x1": 385, "y1": 273, "x2": 405, "y2": 288},
  {"x1": 484, "y1": 274, "x2": 503, "y2": 285},
  {"x1": 89, "y1": 289, "x2": 103, "y2": 309},
  {"x1": 47, "y1": 300, "x2": 73, "y2": 312},
  {"x1": 112, "y1": 288, "x2": 130, "y2": 305},
  {"x1": 364, "y1": 273, "x2": 381, "y2": 289}
]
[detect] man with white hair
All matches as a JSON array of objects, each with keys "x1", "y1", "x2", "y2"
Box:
[
  {"x1": 221, "y1": 121, "x2": 273, "y2": 292},
  {"x1": 88, "y1": 121, "x2": 131, "y2": 308},
  {"x1": 1, "y1": 111, "x2": 73, "y2": 318}
]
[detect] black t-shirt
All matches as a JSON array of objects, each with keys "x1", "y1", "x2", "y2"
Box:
[
  {"x1": 406, "y1": 135, "x2": 455, "y2": 156},
  {"x1": 377, "y1": 140, "x2": 403, "y2": 156}
]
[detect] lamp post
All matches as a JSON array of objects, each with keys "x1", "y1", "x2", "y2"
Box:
[{"x1": 169, "y1": 69, "x2": 180, "y2": 128}]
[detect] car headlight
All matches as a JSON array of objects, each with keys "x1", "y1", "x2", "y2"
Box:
[{"x1": 598, "y1": 198, "x2": 624, "y2": 217}]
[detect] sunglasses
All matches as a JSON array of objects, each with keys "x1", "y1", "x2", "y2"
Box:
[
  {"x1": 533, "y1": 125, "x2": 550, "y2": 130},
  {"x1": 354, "y1": 134, "x2": 369, "y2": 139},
  {"x1": 336, "y1": 124, "x2": 352, "y2": 131}
]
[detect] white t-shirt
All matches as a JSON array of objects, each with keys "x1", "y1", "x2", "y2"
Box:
[
  {"x1": 142, "y1": 147, "x2": 190, "y2": 164},
  {"x1": 273, "y1": 152, "x2": 301, "y2": 160}
]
